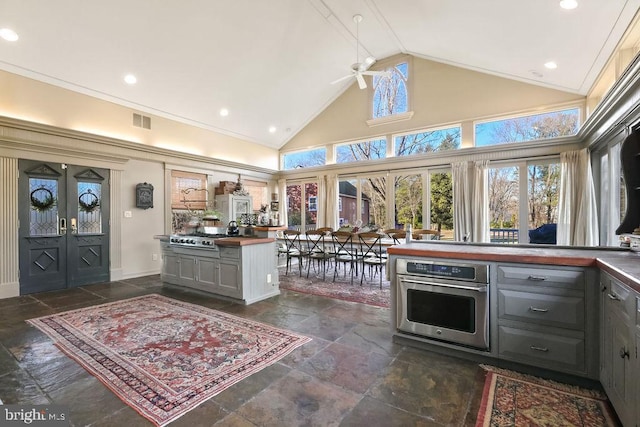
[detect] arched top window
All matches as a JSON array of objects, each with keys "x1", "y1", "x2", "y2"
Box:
[{"x1": 373, "y1": 61, "x2": 408, "y2": 119}]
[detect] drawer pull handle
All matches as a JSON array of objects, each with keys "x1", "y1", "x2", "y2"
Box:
[
  {"x1": 530, "y1": 345, "x2": 549, "y2": 352},
  {"x1": 528, "y1": 306, "x2": 549, "y2": 313},
  {"x1": 619, "y1": 347, "x2": 629, "y2": 359},
  {"x1": 528, "y1": 275, "x2": 547, "y2": 281},
  {"x1": 607, "y1": 293, "x2": 620, "y2": 301}
]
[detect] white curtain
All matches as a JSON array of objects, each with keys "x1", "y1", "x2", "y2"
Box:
[
  {"x1": 324, "y1": 174, "x2": 339, "y2": 230},
  {"x1": 471, "y1": 160, "x2": 490, "y2": 243},
  {"x1": 557, "y1": 148, "x2": 599, "y2": 246},
  {"x1": 317, "y1": 175, "x2": 326, "y2": 228},
  {"x1": 278, "y1": 178, "x2": 287, "y2": 228},
  {"x1": 452, "y1": 161, "x2": 471, "y2": 241}
]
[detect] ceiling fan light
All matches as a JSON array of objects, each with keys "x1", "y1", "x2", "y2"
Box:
[{"x1": 364, "y1": 56, "x2": 376, "y2": 66}]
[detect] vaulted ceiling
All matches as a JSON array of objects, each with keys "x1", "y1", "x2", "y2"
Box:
[{"x1": 0, "y1": 0, "x2": 638, "y2": 149}]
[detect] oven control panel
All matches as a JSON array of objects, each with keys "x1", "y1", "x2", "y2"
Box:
[{"x1": 397, "y1": 259, "x2": 489, "y2": 283}]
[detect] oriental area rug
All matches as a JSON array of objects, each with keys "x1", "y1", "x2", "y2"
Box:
[
  {"x1": 476, "y1": 365, "x2": 618, "y2": 427},
  {"x1": 27, "y1": 294, "x2": 311, "y2": 426},
  {"x1": 278, "y1": 266, "x2": 390, "y2": 308}
]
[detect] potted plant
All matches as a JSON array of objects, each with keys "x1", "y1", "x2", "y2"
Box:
[{"x1": 202, "y1": 209, "x2": 222, "y2": 225}]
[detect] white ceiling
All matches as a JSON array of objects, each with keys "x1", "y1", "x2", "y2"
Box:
[{"x1": 0, "y1": 0, "x2": 639, "y2": 149}]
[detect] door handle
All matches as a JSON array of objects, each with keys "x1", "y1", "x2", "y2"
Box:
[
  {"x1": 60, "y1": 218, "x2": 67, "y2": 234},
  {"x1": 70, "y1": 217, "x2": 77, "y2": 234}
]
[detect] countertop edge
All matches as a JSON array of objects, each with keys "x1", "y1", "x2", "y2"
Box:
[
  {"x1": 387, "y1": 244, "x2": 640, "y2": 292},
  {"x1": 215, "y1": 237, "x2": 275, "y2": 246}
]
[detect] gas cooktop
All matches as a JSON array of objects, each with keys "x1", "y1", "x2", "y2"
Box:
[{"x1": 169, "y1": 234, "x2": 229, "y2": 247}]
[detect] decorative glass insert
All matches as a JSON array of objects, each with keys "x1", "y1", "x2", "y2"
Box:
[
  {"x1": 282, "y1": 149, "x2": 326, "y2": 170},
  {"x1": 77, "y1": 182, "x2": 102, "y2": 234},
  {"x1": 475, "y1": 108, "x2": 580, "y2": 147},
  {"x1": 373, "y1": 62, "x2": 408, "y2": 119},
  {"x1": 29, "y1": 178, "x2": 58, "y2": 236},
  {"x1": 395, "y1": 127, "x2": 461, "y2": 156},
  {"x1": 336, "y1": 139, "x2": 386, "y2": 163}
]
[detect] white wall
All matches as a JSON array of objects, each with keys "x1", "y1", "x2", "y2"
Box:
[{"x1": 120, "y1": 159, "x2": 166, "y2": 278}]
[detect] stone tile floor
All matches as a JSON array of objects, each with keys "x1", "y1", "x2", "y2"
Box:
[{"x1": 0, "y1": 274, "x2": 488, "y2": 426}]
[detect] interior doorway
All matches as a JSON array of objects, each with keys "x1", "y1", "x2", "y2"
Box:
[{"x1": 18, "y1": 160, "x2": 110, "y2": 294}]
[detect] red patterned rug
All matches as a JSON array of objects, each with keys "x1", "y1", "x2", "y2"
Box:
[
  {"x1": 27, "y1": 294, "x2": 311, "y2": 426},
  {"x1": 476, "y1": 365, "x2": 618, "y2": 426},
  {"x1": 278, "y1": 266, "x2": 390, "y2": 308}
]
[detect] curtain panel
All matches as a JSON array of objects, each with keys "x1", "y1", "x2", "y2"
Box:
[
  {"x1": 278, "y1": 178, "x2": 288, "y2": 228},
  {"x1": 557, "y1": 148, "x2": 599, "y2": 246},
  {"x1": 452, "y1": 161, "x2": 471, "y2": 241}
]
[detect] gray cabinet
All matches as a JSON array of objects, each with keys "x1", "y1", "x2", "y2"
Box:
[
  {"x1": 161, "y1": 248, "x2": 179, "y2": 284},
  {"x1": 600, "y1": 271, "x2": 637, "y2": 427},
  {"x1": 217, "y1": 247, "x2": 242, "y2": 298},
  {"x1": 173, "y1": 252, "x2": 217, "y2": 292},
  {"x1": 496, "y1": 264, "x2": 598, "y2": 378}
]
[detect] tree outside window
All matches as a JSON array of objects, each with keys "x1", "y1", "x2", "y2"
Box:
[
  {"x1": 395, "y1": 127, "x2": 460, "y2": 156},
  {"x1": 475, "y1": 108, "x2": 579, "y2": 147},
  {"x1": 373, "y1": 62, "x2": 408, "y2": 119}
]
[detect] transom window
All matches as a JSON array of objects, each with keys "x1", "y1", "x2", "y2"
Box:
[
  {"x1": 282, "y1": 148, "x2": 326, "y2": 170},
  {"x1": 475, "y1": 107, "x2": 580, "y2": 147},
  {"x1": 394, "y1": 126, "x2": 461, "y2": 156},
  {"x1": 373, "y1": 61, "x2": 408, "y2": 119},
  {"x1": 336, "y1": 138, "x2": 386, "y2": 163}
]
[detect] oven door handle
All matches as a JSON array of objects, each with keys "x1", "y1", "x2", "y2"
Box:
[{"x1": 399, "y1": 278, "x2": 488, "y2": 293}]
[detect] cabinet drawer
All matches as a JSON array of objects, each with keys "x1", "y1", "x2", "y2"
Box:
[
  {"x1": 497, "y1": 265, "x2": 584, "y2": 290},
  {"x1": 498, "y1": 289, "x2": 584, "y2": 330},
  {"x1": 220, "y1": 247, "x2": 240, "y2": 259},
  {"x1": 498, "y1": 326, "x2": 585, "y2": 373}
]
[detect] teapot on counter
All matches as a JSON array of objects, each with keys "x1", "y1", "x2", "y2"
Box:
[{"x1": 227, "y1": 220, "x2": 239, "y2": 236}]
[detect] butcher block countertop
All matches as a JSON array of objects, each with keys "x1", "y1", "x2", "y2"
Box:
[
  {"x1": 214, "y1": 237, "x2": 275, "y2": 246},
  {"x1": 387, "y1": 241, "x2": 640, "y2": 292}
]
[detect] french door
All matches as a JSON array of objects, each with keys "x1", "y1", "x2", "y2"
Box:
[{"x1": 18, "y1": 160, "x2": 110, "y2": 294}]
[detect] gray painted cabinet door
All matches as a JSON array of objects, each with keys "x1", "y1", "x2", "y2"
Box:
[{"x1": 18, "y1": 160, "x2": 110, "y2": 294}]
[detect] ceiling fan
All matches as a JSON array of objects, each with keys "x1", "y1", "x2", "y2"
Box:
[{"x1": 331, "y1": 14, "x2": 389, "y2": 90}]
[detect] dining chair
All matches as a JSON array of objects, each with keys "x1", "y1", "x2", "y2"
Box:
[
  {"x1": 282, "y1": 230, "x2": 307, "y2": 276},
  {"x1": 358, "y1": 232, "x2": 385, "y2": 288},
  {"x1": 331, "y1": 231, "x2": 358, "y2": 285},
  {"x1": 388, "y1": 230, "x2": 406, "y2": 244},
  {"x1": 305, "y1": 229, "x2": 335, "y2": 280}
]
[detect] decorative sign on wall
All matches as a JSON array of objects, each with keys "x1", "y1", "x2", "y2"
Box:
[{"x1": 136, "y1": 182, "x2": 154, "y2": 209}]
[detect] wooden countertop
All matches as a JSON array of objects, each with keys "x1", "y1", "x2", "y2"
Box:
[
  {"x1": 215, "y1": 237, "x2": 275, "y2": 246},
  {"x1": 251, "y1": 225, "x2": 287, "y2": 231},
  {"x1": 387, "y1": 241, "x2": 640, "y2": 292}
]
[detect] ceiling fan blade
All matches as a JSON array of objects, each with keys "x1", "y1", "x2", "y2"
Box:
[
  {"x1": 356, "y1": 73, "x2": 367, "y2": 89},
  {"x1": 331, "y1": 74, "x2": 354, "y2": 85},
  {"x1": 362, "y1": 70, "x2": 391, "y2": 77}
]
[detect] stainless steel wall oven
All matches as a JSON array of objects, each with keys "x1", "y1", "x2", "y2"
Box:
[{"x1": 396, "y1": 259, "x2": 490, "y2": 350}]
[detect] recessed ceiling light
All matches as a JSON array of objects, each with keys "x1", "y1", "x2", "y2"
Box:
[
  {"x1": 544, "y1": 61, "x2": 558, "y2": 70},
  {"x1": 0, "y1": 28, "x2": 19, "y2": 42},
  {"x1": 268, "y1": 126, "x2": 277, "y2": 133},
  {"x1": 559, "y1": 0, "x2": 578, "y2": 10},
  {"x1": 124, "y1": 74, "x2": 137, "y2": 85},
  {"x1": 219, "y1": 108, "x2": 229, "y2": 117}
]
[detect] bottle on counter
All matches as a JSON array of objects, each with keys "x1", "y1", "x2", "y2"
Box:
[{"x1": 406, "y1": 224, "x2": 412, "y2": 243}]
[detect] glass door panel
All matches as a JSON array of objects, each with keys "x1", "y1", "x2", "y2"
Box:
[
  {"x1": 395, "y1": 174, "x2": 422, "y2": 230},
  {"x1": 430, "y1": 171, "x2": 453, "y2": 240},
  {"x1": 488, "y1": 166, "x2": 519, "y2": 244},
  {"x1": 28, "y1": 177, "x2": 59, "y2": 236}
]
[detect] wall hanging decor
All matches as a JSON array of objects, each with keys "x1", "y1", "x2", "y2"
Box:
[{"x1": 136, "y1": 182, "x2": 154, "y2": 209}]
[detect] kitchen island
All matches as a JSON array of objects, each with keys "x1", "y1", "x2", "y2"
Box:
[{"x1": 160, "y1": 236, "x2": 279, "y2": 305}]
